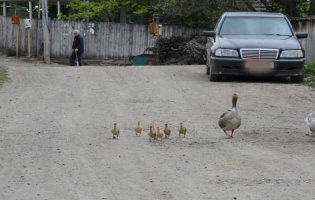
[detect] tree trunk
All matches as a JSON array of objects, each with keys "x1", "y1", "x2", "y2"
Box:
[
  {"x1": 309, "y1": 0, "x2": 315, "y2": 16},
  {"x1": 274, "y1": 0, "x2": 299, "y2": 17},
  {"x1": 244, "y1": 0, "x2": 257, "y2": 12}
]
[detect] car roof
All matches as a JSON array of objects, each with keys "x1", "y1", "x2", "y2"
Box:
[{"x1": 224, "y1": 12, "x2": 285, "y2": 18}]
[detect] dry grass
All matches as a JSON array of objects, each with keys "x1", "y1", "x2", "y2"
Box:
[{"x1": 0, "y1": 66, "x2": 9, "y2": 87}]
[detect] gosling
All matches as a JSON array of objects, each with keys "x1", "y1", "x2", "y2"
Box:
[
  {"x1": 148, "y1": 126, "x2": 157, "y2": 142},
  {"x1": 134, "y1": 121, "x2": 143, "y2": 137},
  {"x1": 111, "y1": 123, "x2": 120, "y2": 139},
  {"x1": 156, "y1": 127, "x2": 165, "y2": 141},
  {"x1": 178, "y1": 122, "x2": 187, "y2": 137},
  {"x1": 164, "y1": 124, "x2": 171, "y2": 138}
]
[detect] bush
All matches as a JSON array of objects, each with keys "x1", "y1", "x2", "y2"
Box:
[
  {"x1": 157, "y1": 34, "x2": 207, "y2": 65},
  {"x1": 303, "y1": 62, "x2": 315, "y2": 88},
  {"x1": 305, "y1": 61, "x2": 315, "y2": 77},
  {"x1": 7, "y1": 48, "x2": 16, "y2": 56}
]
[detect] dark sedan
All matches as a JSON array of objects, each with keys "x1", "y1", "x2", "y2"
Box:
[{"x1": 204, "y1": 12, "x2": 308, "y2": 82}]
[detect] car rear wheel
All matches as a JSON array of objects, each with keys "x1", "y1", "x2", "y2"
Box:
[
  {"x1": 206, "y1": 52, "x2": 210, "y2": 75},
  {"x1": 291, "y1": 75, "x2": 304, "y2": 83}
]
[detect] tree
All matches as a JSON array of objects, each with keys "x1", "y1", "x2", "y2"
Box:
[
  {"x1": 309, "y1": 0, "x2": 315, "y2": 15},
  {"x1": 59, "y1": 0, "x2": 161, "y2": 22},
  {"x1": 0, "y1": 1, "x2": 54, "y2": 18},
  {"x1": 59, "y1": 0, "x2": 315, "y2": 28},
  {"x1": 158, "y1": 0, "x2": 252, "y2": 28},
  {"x1": 248, "y1": 0, "x2": 315, "y2": 17}
]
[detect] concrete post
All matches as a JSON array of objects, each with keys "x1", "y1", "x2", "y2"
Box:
[
  {"x1": 29, "y1": 1, "x2": 32, "y2": 19},
  {"x1": 57, "y1": 1, "x2": 60, "y2": 19},
  {"x1": 42, "y1": 0, "x2": 50, "y2": 64},
  {"x1": 3, "y1": 1, "x2": 6, "y2": 17}
]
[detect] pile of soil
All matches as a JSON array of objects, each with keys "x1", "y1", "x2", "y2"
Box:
[{"x1": 157, "y1": 35, "x2": 207, "y2": 65}]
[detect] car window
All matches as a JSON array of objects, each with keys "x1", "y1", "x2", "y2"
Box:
[{"x1": 219, "y1": 17, "x2": 293, "y2": 35}]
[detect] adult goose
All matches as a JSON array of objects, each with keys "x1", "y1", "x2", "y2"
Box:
[
  {"x1": 218, "y1": 94, "x2": 241, "y2": 138},
  {"x1": 305, "y1": 110, "x2": 315, "y2": 137}
]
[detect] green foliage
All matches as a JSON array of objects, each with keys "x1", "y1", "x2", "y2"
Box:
[
  {"x1": 303, "y1": 62, "x2": 315, "y2": 88},
  {"x1": 159, "y1": 0, "x2": 250, "y2": 28},
  {"x1": 305, "y1": 62, "x2": 315, "y2": 77},
  {"x1": 7, "y1": 48, "x2": 16, "y2": 57},
  {"x1": 1, "y1": 2, "x2": 54, "y2": 18},
  {"x1": 0, "y1": 66, "x2": 9, "y2": 87},
  {"x1": 61, "y1": 0, "x2": 161, "y2": 22},
  {"x1": 53, "y1": 0, "x2": 315, "y2": 28}
]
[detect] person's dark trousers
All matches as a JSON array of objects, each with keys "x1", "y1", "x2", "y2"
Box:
[{"x1": 70, "y1": 52, "x2": 83, "y2": 66}]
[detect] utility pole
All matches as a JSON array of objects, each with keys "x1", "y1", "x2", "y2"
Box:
[{"x1": 42, "y1": 0, "x2": 50, "y2": 64}]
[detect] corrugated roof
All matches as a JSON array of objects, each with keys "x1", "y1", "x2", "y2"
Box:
[{"x1": 290, "y1": 16, "x2": 315, "y2": 21}]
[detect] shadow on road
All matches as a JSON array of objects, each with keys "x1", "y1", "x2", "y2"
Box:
[{"x1": 222, "y1": 75, "x2": 292, "y2": 84}]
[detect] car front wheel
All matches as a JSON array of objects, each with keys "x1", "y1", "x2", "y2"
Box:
[
  {"x1": 210, "y1": 73, "x2": 222, "y2": 81},
  {"x1": 209, "y1": 62, "x2": 222, "y2": 81},
  {"x1": 291, "y1": 75, "x2": 304, "y2": 83}
]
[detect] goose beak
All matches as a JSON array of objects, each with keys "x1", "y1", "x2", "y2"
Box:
[{"x1": 236, "y1": 94, "x2": 240, "y2": 99}]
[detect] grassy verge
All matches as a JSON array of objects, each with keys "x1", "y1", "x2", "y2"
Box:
[
  {"x1": 0, "y1": 66, "x2": 9, "y2": 87},
  {"x1": 303, "y1": 62, "x2": 315, "y2": 88}
]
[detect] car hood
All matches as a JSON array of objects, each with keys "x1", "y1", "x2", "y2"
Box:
[{"x1": 217, "y1": 35, "x2": 301, "y2": 50}]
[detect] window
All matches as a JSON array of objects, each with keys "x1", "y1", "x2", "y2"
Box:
[{"x1": 219, "y1": 17, "x2": 293, "y2": 35}]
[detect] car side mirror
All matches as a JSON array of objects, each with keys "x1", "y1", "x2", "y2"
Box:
[
  {"x1": 204, "y1": 31, "x2": 216, "y2": 37},
  {"x1": 296, "y1": 32, "x2": 308, "y2": 39}
]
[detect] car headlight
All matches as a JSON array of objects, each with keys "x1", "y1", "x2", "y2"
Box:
[
  {"x1": 280, "y1": 50, "x2": 303, "y2": 58},
  {"x1": 215, "y1": 48, "x2": 239, "y2": 57}
]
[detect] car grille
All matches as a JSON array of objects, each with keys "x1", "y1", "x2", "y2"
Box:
[{"x1": 241, "y1": 49, "x2": 278, "y2": 60}]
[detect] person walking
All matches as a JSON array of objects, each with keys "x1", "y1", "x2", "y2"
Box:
[{"x1": 70, "y1": 30, "x2": 84, "y2": 66}]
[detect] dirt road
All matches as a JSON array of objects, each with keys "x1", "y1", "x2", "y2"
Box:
[{"x1": 1, "y1": 55, "x2": 315, "y2": 200}]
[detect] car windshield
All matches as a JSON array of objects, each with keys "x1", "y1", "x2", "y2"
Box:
[{"x1": 219, "y1": 17, "x2": 293, "y2": 36}]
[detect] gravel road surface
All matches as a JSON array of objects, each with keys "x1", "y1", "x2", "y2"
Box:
[{"x1": 1, "y1": 55, "x2": 315, "y2": 200}]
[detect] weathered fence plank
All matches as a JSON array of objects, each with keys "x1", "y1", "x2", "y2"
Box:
[
  {"x1": 290, "y1": 18, "x2": 315, "y2": 63},
  {"x1": 0, "y1": 16, "x2": 203, "y2": 60}
]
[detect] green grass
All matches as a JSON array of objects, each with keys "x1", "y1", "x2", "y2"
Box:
[
  {"x1": 7, "y1": 48, "x2": 16, "y2": 57},
  {"x1": 0, "y1": 66, "x2": 9, "y2": 87},
  {"x1": 302, "y1": 62, "x2": 315, "y2": 88}
]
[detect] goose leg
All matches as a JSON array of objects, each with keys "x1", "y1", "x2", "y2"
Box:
[
  {"x1": 229, "y1": 130, "x2": 234, "y2": 138},
  {"x1": 113, "y1": 135, "x2": 115, "y2": 139},
  {"x1": 224, "y1": 130, "x2": 231, "y2": 137}
]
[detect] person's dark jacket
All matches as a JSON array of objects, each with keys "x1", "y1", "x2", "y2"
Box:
[{"x1": 72, "y1": 34, "x2": 84, "y2": 54}]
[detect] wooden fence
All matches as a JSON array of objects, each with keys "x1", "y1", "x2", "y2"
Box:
[
  {"x1": 0, "y1": 16, "x2": 203, "y2": 60},
  {"x1": 290, "y1": 17, "x2": 315, "y2": 63}
]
